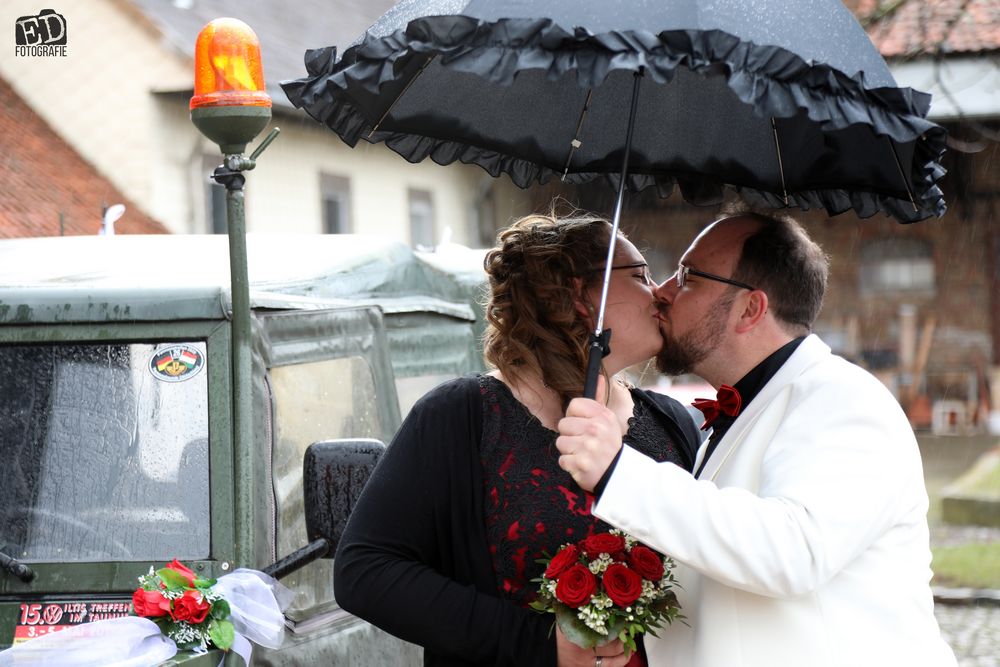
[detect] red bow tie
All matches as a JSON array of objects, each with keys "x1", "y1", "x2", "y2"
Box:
[{"x1": 692, "y1": 385, "x2": 742, "y2": 430}]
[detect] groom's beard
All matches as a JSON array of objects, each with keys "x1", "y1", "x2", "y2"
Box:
[{"x1": 655, "y1": 293, "x2": 734, "y2": 376}]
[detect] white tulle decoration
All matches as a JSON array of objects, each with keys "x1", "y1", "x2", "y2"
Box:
[
  {"x1": 0, "y1": 617, "x2": 176, "y2": 667},
  {"x1": 212, "y1": 568, "x2": 295, "y2": 661},
  {"x1": 0, "y1": 569, "x2": 294, "y2": 667}
]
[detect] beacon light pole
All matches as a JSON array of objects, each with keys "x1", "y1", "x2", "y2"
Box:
[{"x1": 190, "y1": 18, "x2": 279, "y2": 560}]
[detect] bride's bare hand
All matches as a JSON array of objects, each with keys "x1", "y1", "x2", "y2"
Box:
[{"x1": 555, "y1": 626, "x2": 630, "y2": 667}]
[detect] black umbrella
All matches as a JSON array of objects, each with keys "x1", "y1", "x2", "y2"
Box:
[{"x1": 282, "y1": 0, "x2": 947, "y2": 397}]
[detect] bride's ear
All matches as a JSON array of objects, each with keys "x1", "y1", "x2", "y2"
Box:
[{"x1": 571, "y1": 277, "x2": 593, "y2": 319}]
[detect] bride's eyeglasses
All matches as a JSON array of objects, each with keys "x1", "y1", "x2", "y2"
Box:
[{"x1": 588, "y1": 261, "x2": 654, "y2": 286}]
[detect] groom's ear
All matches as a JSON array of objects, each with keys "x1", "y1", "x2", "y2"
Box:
[{"x1": 734, "y1": 290, "x2": 768, "y2": 333}]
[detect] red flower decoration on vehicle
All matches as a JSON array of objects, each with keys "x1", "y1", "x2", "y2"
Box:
[
  {"x1": 165, "y1": 559, "x2": 198, "y2": 586},
  {"x1": 131, "y1": 589, "x2": 171, "y2": 618},
  {"x1": 131, "y1": 560, "x2": 234, "y2": 652},
  {"x1": 170, "y1": 589, "x2": 211, "y2": 624}
]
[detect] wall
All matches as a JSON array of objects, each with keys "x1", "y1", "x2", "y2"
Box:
[
  {"x1": 1, "y1": 0, "x2": 191, "y2": 216},
  {"x1": 531, "y1": 137, "x2": 999, "y2": 418},
  {"x1": 245, "y1": 117, "x2": 489, "y2": 243},
  {"x1": 1, "y1": 0, "x2": 536, "y2": 242}
]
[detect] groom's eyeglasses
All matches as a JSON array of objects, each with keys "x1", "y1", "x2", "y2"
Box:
[{"x1": 675, "y1": 263, "x2": 756, "y2": 291}]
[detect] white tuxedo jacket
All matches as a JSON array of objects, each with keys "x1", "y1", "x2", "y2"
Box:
[{"x1": 596, "y1": 335, "x2": 956, "y2": 667}]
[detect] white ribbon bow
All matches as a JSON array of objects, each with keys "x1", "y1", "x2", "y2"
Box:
[{"x1": 0, "y1": 569, "x2": 294, "y2": 667}]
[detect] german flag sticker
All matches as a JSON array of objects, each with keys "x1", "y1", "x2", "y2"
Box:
[{"x1": 149, "y1": 344, "x2": 205, "y2": 382}]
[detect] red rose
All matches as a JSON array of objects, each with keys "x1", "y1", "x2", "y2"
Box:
[
  {"x1": 554, "y1": 564, "x2": 597, "y2": 608},
  {"x1": 602, "y1": 563, "x2": 643, "y2": 607},
  {"x1": 581, "y1": 533, "x2": 626, "y2": 559},
  {"x1": 170, "y1": 590, "x2": 211, "y2": 624},
  {"x1": 544, "y1": 544, "x2": 581, "y2": 580},
  {"x1": 628, "y1": 545, "x2": 665, "y2": 582},
  {"x1": 165, "y1": 559, "x2": 197, "y2": 586},
  {"x1": 132, "y1": 589, "x2": 171, "y2": 618}
]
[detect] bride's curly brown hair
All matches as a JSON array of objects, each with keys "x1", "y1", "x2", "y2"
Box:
[{"x1": 482, "y1": 211, "x2": 618, "y2": 408}]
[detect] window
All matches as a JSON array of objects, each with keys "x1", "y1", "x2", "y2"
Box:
[
  {"x1": 409, "y1": 188, "x2": 435, "y2": 249},
  {"x1": 269, "y1": 356, "x2": 380, "y2": 619},
  {"x1": 320, "y1": 173, "x2": 351, "y2": 234},
  {"x1": 0, "y1": 342, "x2": 211, "y2": 562},
  {"x1": 204, "y1": 157, "x2": 227, "y2": 234},
  {"x1": 860, "y1": 238, "x2": 935, "y2": 294}
]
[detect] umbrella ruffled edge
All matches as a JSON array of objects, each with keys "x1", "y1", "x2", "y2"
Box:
[{"x1": 280, "y1": 16, "x2": 947, "y2": 223}]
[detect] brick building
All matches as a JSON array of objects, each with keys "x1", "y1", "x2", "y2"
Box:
[
  {"x1": 0, "y1": 0, "x2": 530, "y2": 244},
  {"x1": 0, "y1": 76, "x2": 167, "y2": 237}
]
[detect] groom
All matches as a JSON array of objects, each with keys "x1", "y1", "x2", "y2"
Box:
[{"x1": 557, "y1": 206, "x2": 956, "y2": 667}]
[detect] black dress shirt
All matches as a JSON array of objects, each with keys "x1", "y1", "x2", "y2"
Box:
[
  {"x1": 594, "y1": 336, "x2": 807, "y2": 496},
  {"x1": 693, "y1": 336, "x2": 806, "y2": 477}
]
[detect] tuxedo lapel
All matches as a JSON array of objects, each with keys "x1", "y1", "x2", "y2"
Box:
[
  {"x1": 692, "y1": 437, "x2": 711, "y2": 475},
  {"x1": 695, "y1": 335, "x2": 831, "y2": 481}
]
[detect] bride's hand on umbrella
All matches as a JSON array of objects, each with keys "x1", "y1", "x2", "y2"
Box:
[{"x1": 557, "y1": 376, "x2": 622, "y2": 493}]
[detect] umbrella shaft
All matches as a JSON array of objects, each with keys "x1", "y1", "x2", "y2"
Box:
[
  {"x1": 584, "y1": 70, "x2": 643, "y2": 401},
  {"x1": 594, "y1": 69, "x2": 644, "y2": 335}
]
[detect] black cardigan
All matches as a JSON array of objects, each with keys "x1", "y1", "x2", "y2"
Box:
[{"x1": 333, "y1": 375, "x2": 698, "y2": 666}]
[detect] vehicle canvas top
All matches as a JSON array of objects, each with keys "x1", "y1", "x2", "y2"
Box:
[
  {"x1": 0, "y1": 234, "x2": 486, "y2": 324},
  {"x1": 0, "y1": 233, "x2": 488, "y2": 664}
]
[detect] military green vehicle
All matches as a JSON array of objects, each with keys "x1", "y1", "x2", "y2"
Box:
[{"x1": 0, "y1": 233, "x2": 489, "y2": 664}]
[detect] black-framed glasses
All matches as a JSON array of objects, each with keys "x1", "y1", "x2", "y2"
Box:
[
  {"x1": 586, "y1": 261, "x2": 653, "y2": 285},
  {"x1": 675, "y1": 263, "x2": 756, "y2": 291}
]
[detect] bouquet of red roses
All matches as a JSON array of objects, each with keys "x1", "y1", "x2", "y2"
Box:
[
  {"x1": 131, "y1": 559, "x2": 234, "y2": 652},
  {"x1": 530, "y1": 530, "x2": 682, "y2": 654}
]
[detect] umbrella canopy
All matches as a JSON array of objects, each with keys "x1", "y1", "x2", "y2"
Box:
[{"x1": 282, "y1": 0, "x2": 947, "y2": 224}]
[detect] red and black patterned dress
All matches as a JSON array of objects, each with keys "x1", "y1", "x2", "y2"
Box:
[
  {"x1": 334, "y1": 375, "x2": 697, "y2": 666},
  {"x1": 478, "y1": 375, "x2": 692, "y2": 607}
]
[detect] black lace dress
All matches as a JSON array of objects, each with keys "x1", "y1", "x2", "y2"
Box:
[
  {"x1": 333, "y1": 375, "x2": 697, "y2": 667},
  {"x1": 478, "y1": 375, "x2": 692, "y2": 607}
]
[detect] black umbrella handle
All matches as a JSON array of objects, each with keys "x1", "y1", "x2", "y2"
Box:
[{"x1": 583, "y1": 329, "x2": 612, "y2": 399}]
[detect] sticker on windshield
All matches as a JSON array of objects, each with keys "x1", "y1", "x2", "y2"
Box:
[
  {"x1": 149, "y1": 344, "x2": 205, "y2": 382},
  {"x1": 13, "y1": 600, "x2": 131, "y2": 644}
]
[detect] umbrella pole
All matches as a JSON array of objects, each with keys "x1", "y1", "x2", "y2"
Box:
[{"x1": 583, "y1": 69, "x2": 644, "y2": 400}]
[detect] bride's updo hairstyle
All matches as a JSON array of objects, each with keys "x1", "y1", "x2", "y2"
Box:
[{"x1": 482, "y1": 210, "x2": 616, "y2": 408}]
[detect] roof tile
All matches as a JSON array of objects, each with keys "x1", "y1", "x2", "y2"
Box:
[{"x1": 856, "y1": 0, "x2": 1000, "y2": 56}]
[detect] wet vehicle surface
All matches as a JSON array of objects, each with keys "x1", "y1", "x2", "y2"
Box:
[{"x1": 0, "y1": 234, "x2": 487, "y2": 664}]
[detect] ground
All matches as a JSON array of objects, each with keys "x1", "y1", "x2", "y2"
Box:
[{"x1": 921, "y1": 433, "x2": 1000, "y2": 666}]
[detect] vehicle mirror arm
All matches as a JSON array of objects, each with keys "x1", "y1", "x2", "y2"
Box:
[
  {"x1": 258, "y1": 440, "x2": 386, "y2": 580},
  {"x1": 260, "y1": 538, "x2": 331, "y2": 581},
  {"x1": 0, "y1": 549, "x2": 35, "y2": 583}
]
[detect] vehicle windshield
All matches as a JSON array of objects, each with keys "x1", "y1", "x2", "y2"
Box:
[{"x1": 0, "y1": 342, "x2": 210, "y2": 563}]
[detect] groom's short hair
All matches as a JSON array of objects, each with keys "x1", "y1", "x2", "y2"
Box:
[{"x1": 721, "y1": 202, "x2": 829, "y2": 336}]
